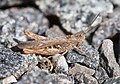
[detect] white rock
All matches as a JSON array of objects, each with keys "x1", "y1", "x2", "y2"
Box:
[
  {"x1": 102, "y1": 39, "x2": 120, "y2": 77},
  {"x1": 52, "y1": 54, "x2": 68, "y2": 73},
  {"x1": 3, "y1": 75, "x2": 17, "y2": 84}
]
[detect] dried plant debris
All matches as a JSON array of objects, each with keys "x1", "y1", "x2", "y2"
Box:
[
  {"x1": 92, "y1": 13, "x2": 120, "y2": 49},
  {"x1": 0, "y1": 7, "x2": 48, "y2": 48},
  {"x1": 36, "y1": 0, "x2": 112, "y2": 33},
  {"x1": 37, "y1": 57, "x2": 54, "y2": 71},
  {"x1": 0, "y1": 48, "x2": 38, "y2": 79}
]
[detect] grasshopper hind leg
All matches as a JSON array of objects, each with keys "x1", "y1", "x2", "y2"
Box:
[{"x1": 24, "y1": 28, "x2": 47, "y2": 40}]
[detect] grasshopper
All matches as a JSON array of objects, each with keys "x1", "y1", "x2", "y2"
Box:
[{"x1": 17, "y1": 14, "x2": 99, "y2": 59}]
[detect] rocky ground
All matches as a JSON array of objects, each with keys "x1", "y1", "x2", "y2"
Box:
[{"x1": 0, "y1": 0, "x2": 120, "y2": 84}]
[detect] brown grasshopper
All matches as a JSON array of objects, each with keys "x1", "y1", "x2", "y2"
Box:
[
  {"x1": 17, "y1": 29, "x2": 85, "y2": 55},
  {"x1": 17, "y1": 14, "x2": 99, "y2": 59}
]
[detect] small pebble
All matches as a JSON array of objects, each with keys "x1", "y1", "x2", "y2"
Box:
[
  {"x1": 2, "y1": 75, "x2": 17, "y2": 84},
  {"x1": 52, "y1": 54, "x2": 68, "y2": 73}
]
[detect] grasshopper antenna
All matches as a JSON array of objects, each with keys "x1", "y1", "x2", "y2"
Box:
[{"x1": 84, "y1": 13, "x2": 100, "y2": 33}]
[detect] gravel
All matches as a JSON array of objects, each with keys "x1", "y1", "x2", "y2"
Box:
[
  {"x1": 0, "y1": 0, "x2": 120, "y2": 84},
  {"x1": 0, "y1": 48, "x2": 38, "y2": 79},
  {"x1": 36, "y1": 0, "x2": 112, "y2": 33},
  {"x1": 0, "y1": 7, "x2": 49, "y2": 48}
]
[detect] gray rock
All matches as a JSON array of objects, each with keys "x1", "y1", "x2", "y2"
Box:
[
  {"x1": 68, "y1": 64, "x2": 98, "y2": 84},
  {"x1": 36, "y1": 0, "x2": 112, "y2": 33},
  {"x1": 0, "y1": 7, "x2": 49, "y2": 48},
  {"x1": 83, "y1": 74, "x2": 98, "y2": 84},
  {"x1": 0, "y1": 0, "x2": 33, "y2": 8},
  {"x1": 110, "y1": 0, "x2": 120, "y2": 6},
  {"x1": 45, "y1": 25, "x2": 65, "y2": 38},
  {"x1": 14, "y1": 54, "x2": 38, "y2": 79},
  {"x1": 100, "y1": 39, "x2": 120, "y2": 77},
  {"x1": 92, "y1": 13, "x2": 120, "y2": 49},
  {"x1": 17, "y1": 66, "x2": 74, "y2": 84},
  {"x1": 104, "y1": 76, "x2": 120, "y2": 84},
  {"x1": 69, "y1": 63, "x2": 95, "y2": 76},
  {"x1": 45, "y1": 74, "x2": 73, "y2": 84},
  {"x1": 94, "y1": 67, "x2": 109, "y2": 84},
  {"x1": 17, "y1": 67, "x2": 49, "y2": 84},
  {"x1": 0, "y1": 48, "x2": 38, "y2": 79},
  {"x1": 66, "y1": 42, "x2": 99, "y2": 69}
]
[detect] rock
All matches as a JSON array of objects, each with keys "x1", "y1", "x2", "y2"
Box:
[
  {"x1": 17, "y1": 66, "x2": 73, "y2": 84},
  {"x1": 0, "y1": 48, "x2": 38, "y2": 79},
  {"x1": 69, "y1": 63, "x2": 95, "y2": 76},
  {"x1": 83, "y1": 74, "x2": 98, "y2": 84},
  {"x1": 69, "y1": 64, "x2": 98, "y2": 84},
  {"x1": 0, "y1": 7, "x2": 49, "y2": 48},
  {"x1": 52, "y1": 54, "x2": 68, "y2": 73},
  {"x1": 17, "y1": 67, "x2": 49, "y2": 84},
  {"x1": 94, "y1": 67, "x2": 109, "y2": 84},
  {"x1": 45, "y1": 25, "x2": 65, "y2": 38},
  {"x1": 45, "y1": 74, "x2": 73, "y2": 84},
  {"x1": 104, "y1": 76, "x2": 120, "y2": 84},
  {"x1": 0, "y1": 0, "x2": 33, "y2": 8},
  {"x1": 110, "y1": 0, "x2": 120, "y2": 6},
  {"x1": 66, "y1": 42, "x2": 99, "y2": 69},
  {"x1": 2, "y1": 75, "x2": 17, "y2": 84},
  {"x1": 100, "y1": 39, "x2": 120, "y2": 77},
  {"x1": 36, "y1": 0, "x2": 112, "y2": 33},
  {"x1": 92, "y1": 13, "x2": 120, "y2": 49}
]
